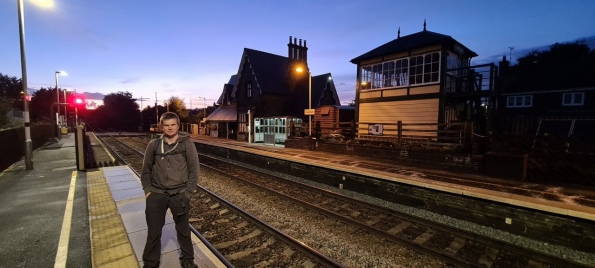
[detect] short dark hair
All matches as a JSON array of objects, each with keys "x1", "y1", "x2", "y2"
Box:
[{"x1": 160, "y1": 112, "x2": 180, "y2": 124}]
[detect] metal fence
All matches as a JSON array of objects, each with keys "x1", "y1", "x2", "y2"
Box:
[{"x1": 0, "y1": 124, "x2": 54, "y2": 170}]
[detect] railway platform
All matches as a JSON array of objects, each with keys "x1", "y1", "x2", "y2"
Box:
[
  {"x1": 0, "y1": 133, "x2": 225, "y2": 268},
  {"x1": 190, "y1": 135, "x2": 595, "y2": 222}
]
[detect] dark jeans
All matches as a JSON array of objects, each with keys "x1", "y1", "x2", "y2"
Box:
[{"x1": 142, "y1": 192, "x2": 193, "y2": 267}]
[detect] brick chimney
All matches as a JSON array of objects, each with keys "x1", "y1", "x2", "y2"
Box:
[{"x1": 288, "y1": 36, "x2": 308, "y2": 63}]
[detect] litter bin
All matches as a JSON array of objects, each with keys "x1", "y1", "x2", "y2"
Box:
[{"x1": 61, "y1": 127, "x2": 68, "y2": 135}]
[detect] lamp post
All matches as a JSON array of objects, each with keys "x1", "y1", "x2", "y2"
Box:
[
  {"x1": 197, "y1": 96, "x2": 207, "y2": 136},
  {"x1": 55, "y1": 71, "x2": 66, "y2": 137},
  {"x1": 63, "y1": 88, "x2": 68, "y2": 128},
  {"x1": 296, "y1": 67, "x2": 312, "y2": 137},
  {"x1": 16, "y1": 0, "x2": 32, "y2": 169},
  {"x1": 197, "y1": 96, "x2": 206, "y2": 119},
  {"x1": 16, "y1": 0, "x2": 53, "y2": 169}
]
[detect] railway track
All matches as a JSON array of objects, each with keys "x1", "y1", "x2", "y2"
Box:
[
  {"x1": 199, "y1": 154, "x2": 589, "y2": 268},
  {"x1": 96, "y1": 133, "x2": 343, "y2": 267},
  {"x1": 191, "y1": 186, "x2": 343, "y2": 267}
]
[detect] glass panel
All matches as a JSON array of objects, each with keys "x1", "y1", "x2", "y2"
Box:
[
  {"x1": 372, "y1": 64, "x2": 383, "y2": 89},
  {"x1": 507, "y1": 97, "x2": 514, "y2": 106},
  {"x1": 383, "y1": 61, "x2": 395, "y2": 87},
  {"x1": 515, "y1": 96, "x2": 522, "y2": 106},
  {"x1": 563, "y1": 94, "x2": 571, "y2": 104},
  {"x1": 574, "y1": 93, "x2": 583, "y2": 104},
  {"x1": 361, "y1": 66, "x2": 371, "y2": 90},
  {"x1": 432, "y1": 62, "x2": 439, "y2": 72},
  {"x1": 524, "y1": 96, "x2": 531, "y2": 106},
  {"x1": 431, "y1": 73, "x2": 439, "y2": 82}
]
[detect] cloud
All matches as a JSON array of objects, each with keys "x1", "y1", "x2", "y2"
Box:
[
  {"x1": 80, "y1": 92, "x2": 105, "y2": 100},
  {"x1": 121, "y1": 78, "x2": 139, "y2": 84}
]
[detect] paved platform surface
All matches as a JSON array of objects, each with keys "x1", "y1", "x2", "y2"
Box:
[
  {"x1": 0, "y1": 133, "x2": 224, "y2": 268},
  {"x1": 190, "y1": 135, "x2": 595, "y2": 222}
]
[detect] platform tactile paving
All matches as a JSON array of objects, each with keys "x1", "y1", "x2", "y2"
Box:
[{"x1": 88, "y1": 170, "x2": 139, "y2": 268}]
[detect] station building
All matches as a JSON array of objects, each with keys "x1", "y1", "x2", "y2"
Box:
[{"x1": 206, "y1": 36, "x2": 342, "y2": 145}]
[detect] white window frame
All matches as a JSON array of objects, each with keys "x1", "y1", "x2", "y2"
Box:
[
  {"x1": 562, "y1": 92, "x2": 584, "y2": 106},
  {"x1": 506, "y1": 95, "x2": 533, "y2": 108},
  {"x1": 359, "y1": 52, "x2": 439, "y2": 91}
]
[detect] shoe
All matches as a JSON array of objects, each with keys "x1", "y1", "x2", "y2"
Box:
[{"x1": 180, "y1": 258, "x2": 198, "y2": 268}]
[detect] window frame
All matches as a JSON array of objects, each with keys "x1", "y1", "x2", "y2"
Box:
[
  {"x1": 246, "y1": 81, "x2": 252, "y2": 98},
  {"x1": 359, "y1": 51, "x2": 439, "y2": 90},
  {"x1": 562, "y1": 92, "x2": 584, "y2": 106},
  {"x1": 506, "y1": 95, "x2": 533, "y2": 108}
]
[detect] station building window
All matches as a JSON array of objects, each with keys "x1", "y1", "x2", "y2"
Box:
[{"x1": 246, "y1": 82, "x2": 252, "y2": 98}]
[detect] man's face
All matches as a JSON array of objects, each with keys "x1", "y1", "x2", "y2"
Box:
[{"x1": 161, "y1": 118, "x2": 179, "y2": 137}]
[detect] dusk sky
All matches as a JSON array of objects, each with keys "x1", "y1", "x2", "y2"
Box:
[{"x1": 1, "y1": 0, "x2": 594, "y2": 109}]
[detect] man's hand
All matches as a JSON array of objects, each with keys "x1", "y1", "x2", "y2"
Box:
[{"x1": 145, "y1": 192, "x2": 151, "y2": 199}]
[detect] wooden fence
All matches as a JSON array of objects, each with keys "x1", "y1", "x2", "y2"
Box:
[
  {"x1": 356, "y1": 121, "x2": 473, "y2": 148},
  {"x1": 290, "y1": 120, "x2": 474, "y2": 149}
]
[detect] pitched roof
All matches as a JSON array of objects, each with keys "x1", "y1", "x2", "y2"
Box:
[
  {"x1": 312, "y1": 73, "x2": 340, "y2": 107},
  {"x1": 217, "y1": 75, "x2": 237, "y2": 105},
  {"x1": 232, "y1": 48, "x2": 289, "y2": 97},
  {"x1": 350, "y1": 30, "x2": 477, "y2": 64},
  {"x1": 206, "y1": 103, "x2": 237, "y2": 122}
]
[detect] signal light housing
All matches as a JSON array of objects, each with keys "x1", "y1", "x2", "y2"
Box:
[{"x1": 68, "y1": 94, "x2": 86, "y2": 109}]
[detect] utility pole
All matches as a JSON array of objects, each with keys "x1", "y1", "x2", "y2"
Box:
[
  {"x1": 508, "y1": 46, "x2": 515, "y2": 65},
  {"x1": 138, "y1": 96, "x2": 150, "y2": 131},
  {"x1": 155, "y1": 92, "x2": 158, "y2": 126}
]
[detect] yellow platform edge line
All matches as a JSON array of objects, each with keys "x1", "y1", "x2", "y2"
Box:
[{"x1": 87, "y1": 169, "x2": 139, "y2": 268}]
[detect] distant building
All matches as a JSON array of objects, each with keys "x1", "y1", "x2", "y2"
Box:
[
  {"x1": 497, "y1": 56, "x2": 595, "y2": 135},
  {"x1": 207, "y1": 36, "x2": 342, "y2": 144}
]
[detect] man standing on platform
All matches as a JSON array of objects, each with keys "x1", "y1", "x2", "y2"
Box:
[{"x1": 141, "y1": 112, "x2": 199, "y2": 268}]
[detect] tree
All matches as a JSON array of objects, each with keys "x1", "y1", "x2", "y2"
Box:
[
  {"x1": 512, "y1": 40, "x2": 595, "y2": 91},
  {"x1": 0, "y1": 98, "x2": 11, "y2": 128},
  {"x1": 0, "y1": 73, "x2": 22, "y2": 110},
  {"x1": 30, "y1": 87, "x2": 58, "y2": 122},
  {"x1": 166, "y1": 96, "x2": 189, "y2": 122},
  {"x1": 87, "y1": 91, "x2": 140, "y2": 131}
]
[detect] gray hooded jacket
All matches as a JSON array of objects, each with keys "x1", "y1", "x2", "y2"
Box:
[{"x1": 141, "y1": 132, "x2": 199, "y2": 195}]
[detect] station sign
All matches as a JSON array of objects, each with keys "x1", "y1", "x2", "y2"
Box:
[{"x1": 304, "y1": 109, "x2": 315, "y2": 115}]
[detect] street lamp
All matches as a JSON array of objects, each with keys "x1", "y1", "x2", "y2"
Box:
[
  {"x1": 55, "y1": 70, "x2": 67, "y2": 136},
  {"x1": 63, "y1": 88, "x2": 68, "y2": 128},
  {"x1": 197, "y1": 96, "x2": 207, "y2": 136},
  {"x1": 197, "y1": 96, "x2": 207, "y2": 119},
  {"x1": 16, "y1": 0, "x2": 53, "y2": 169},
  {"x1": 296, "y1": 67, "x2": 312, "y2": 137}
]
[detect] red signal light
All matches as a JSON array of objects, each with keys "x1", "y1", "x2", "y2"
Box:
[{"x1": 68, "y1": 94, "x2": 86, "y2": 109}]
